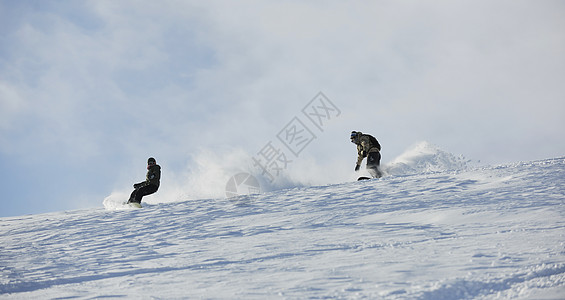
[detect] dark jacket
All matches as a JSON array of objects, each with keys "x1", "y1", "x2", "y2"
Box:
[{"x1": 139, "y1": 164, "x2": 161, "y2": 188}]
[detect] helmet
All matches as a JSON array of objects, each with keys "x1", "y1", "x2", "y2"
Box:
[
  {"x1": 350, "y1": 131, "x2": 361, "y2": 143},
  {"x1": 147, "y1": 157, "x2": 156, "y2": 165}
]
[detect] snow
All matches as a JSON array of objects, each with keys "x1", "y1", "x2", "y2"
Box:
[{"x1": 1, "y1": 143, "x2": 564, "y2": 299}]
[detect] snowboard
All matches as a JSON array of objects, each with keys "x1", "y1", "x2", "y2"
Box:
[
  {"x1": 357, "y1": 176, "x2": 372, "y2": 181},
  {"x1": 128, "y1": 202, "x2": 142, "y2": 208}
]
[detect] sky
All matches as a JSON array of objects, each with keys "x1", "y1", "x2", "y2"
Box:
[{"x1": 1, "y1": 0, "x2": 564, "y2": 217}]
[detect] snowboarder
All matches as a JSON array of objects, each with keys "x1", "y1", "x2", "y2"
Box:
[
  {"x1": 351, "y1": 131, "x2": 382, "y2": 178},
  {"x1": 127, "y1": 157, "x2": 161, "y2": 205}
]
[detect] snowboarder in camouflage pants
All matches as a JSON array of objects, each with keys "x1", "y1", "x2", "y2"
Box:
[{"x1": 351, "y1": 131, "x2": 382, "y2": 178}]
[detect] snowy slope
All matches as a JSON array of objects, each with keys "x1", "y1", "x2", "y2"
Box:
[{"x1": 1, "y1": 144, "x2": 564, "y2": 299}]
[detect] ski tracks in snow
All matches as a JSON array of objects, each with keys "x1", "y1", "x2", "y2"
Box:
[{"x1": 1, "y1": 158, "x2": 564, "y2": 298}]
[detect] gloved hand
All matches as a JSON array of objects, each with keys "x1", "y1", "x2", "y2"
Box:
[{"x1": 355, "y1": 164, "x2": 360, "y2": 172}]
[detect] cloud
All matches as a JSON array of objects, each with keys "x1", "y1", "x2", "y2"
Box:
[{"x1": 1, "y1": 1, "x2": 564, "y2": 216}]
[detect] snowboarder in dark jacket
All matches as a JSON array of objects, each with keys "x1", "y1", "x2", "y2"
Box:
[
  {"x1": 127, "y1": 157, "x2": 161, "y2": 204},
  {"x1": 351, "y1": 131, "x2": 382, "y2": 178}
]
